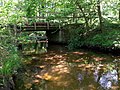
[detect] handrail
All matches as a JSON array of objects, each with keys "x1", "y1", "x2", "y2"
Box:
[
  {"x1": 25, "y1": 16, "x2": 83, "y2": 19},
  {"x1": 21, "y1": 15, "x2": 85, "y2": 30}
]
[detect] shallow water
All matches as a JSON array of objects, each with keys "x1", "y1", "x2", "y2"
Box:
[{"x1": 15, "y1": 45, "x2": 120, "y2": 90}]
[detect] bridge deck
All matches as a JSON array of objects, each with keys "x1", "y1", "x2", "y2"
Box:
[
  {"x1": 21, "y1": 22, "x2": 60, "y2": 31},
  {"x1": 22, "y1": 26, "x2": 59, "y2": 31}
]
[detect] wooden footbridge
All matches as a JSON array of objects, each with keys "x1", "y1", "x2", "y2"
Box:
[
  {"x1": 22, "y1": 22, "x2": 60, "y2": 32},
  {"x1": 14, "y1": 16, "x2": 84, "y2": 44},
  {"x1": 16, "y1": 16, "x2": 82, "y2": 32},
  {"x1": 16, "y1": 17, "x2": 62, "y2": 32}
]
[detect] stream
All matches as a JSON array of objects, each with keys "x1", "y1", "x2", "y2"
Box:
[{"x1": 15, "y1": 44, "x2": 120, "y2": 90}]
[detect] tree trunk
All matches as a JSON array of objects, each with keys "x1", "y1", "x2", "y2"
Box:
[
  {"x1": 97, "y1": 0, "x2": 102, "y2": 32},
  {"x1": 75, "y1": 1, "x2": 89, "y2": 31}
]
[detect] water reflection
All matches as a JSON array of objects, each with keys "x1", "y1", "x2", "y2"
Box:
[
  {"x1": 78, "y1": 64, "x2": 119, "y2": 90},
  {"x1": 95, "y1": 68, "x2": 118, "y2": 89},
  {"x1": 78, "y1": 73, "x2": 83, "y2": 82}
]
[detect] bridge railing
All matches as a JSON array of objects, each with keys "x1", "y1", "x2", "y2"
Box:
[
  {"x1": 22, "y1": 16, "x2": 61, "y2": 30},
  {"x1": 19, "y1": 16, "x2": 83, "y2": 31}
]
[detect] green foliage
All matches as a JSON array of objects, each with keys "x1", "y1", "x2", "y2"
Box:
[
  {"x1": 17, "y1": 33, "x2": 30, "y2": 43},
  {"x1": 0, "y1": 27, "x2": 21, "y2": 85},
  {"x1": 85, "y1": 30, "x2": 120, "y2": 48},
  {"x1": 68, "y1": 28, "x2": 85, "y2": 50},
  {"x1": 2, "y1": 47, "x2": 21, "y2": 76},
  {"x1": 0, "y1": 0, "x2": 25, "y2": 25},
  {"x1": 23, "y1": 0, "x2": 40, "y2": 18},
  {"x1": 102, "y1": 0, "x2": 119, "y2": 22},
  {"x1": 68, "y1": 25, "x2": 120, "y2": 50},
  {"x1": 104, "y1": 21, "x2": 120, "y2": 29}
]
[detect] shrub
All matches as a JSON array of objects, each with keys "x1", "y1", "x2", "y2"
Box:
[
  {"x1": 68, "y1": 26, "x2": 120, "y2": 50},
  {"x1": 68, "y1": 28, "x2": 85, "y2": 50},
  {"x1": 0, "y1": 28, "x2": 21, "y2": 85}
]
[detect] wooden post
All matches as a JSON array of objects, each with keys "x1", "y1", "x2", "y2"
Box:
[
  {"x1": 47, "y1": 21, "x2": 49, "y2": 30},
  {"x1": 59, "y1": 20, "x2": 61, "y2": 29},
  {"x1": 34, "y1": 22, "x2": 36, "y2": 30}
]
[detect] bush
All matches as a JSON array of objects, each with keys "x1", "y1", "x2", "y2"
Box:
[
  {"x1": 68, "y1": 28, "x2": 85, "y2": 50},
  {"x1": 2, "y1": 46, "x2": 21, "y2": 76},
  {"x1": 0, "y1": 28, "x2": 21, "y2": 85},
  {"x1": 68, "y1": 26, "x2": 120, "y2": 50},
  {"x1": 85, "y1": 30, "x2": 120, "y2": 49}
]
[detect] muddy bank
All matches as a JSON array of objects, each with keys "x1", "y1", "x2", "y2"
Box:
[{"x1": 80, "y1": 45, "x2": 120, "y2": 55}]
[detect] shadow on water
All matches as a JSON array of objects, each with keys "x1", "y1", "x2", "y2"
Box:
[{"x1": 15, "y1": 44, "x2": 120, "y2": 90}]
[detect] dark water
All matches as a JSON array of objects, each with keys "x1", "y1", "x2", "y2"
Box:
[{"x1": 15, "y1": 45, "x2": 120, "y2": 90}]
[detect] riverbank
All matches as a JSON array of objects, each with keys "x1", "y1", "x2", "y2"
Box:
[
  {"x1": 67, "y1": 26, "x2": 120, "y2": 55},
  {"x1": 0, "y1": 42, "x2": 21, "y2": 90},
  {"x1": 81, "y1": 29, "x2": 120, "y2": 55}
]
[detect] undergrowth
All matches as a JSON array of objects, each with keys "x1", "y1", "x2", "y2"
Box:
[{"x1": 68, "y1": 26, "x2": 120, "y2": 51}]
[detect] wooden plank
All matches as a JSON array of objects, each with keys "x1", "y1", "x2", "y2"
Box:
[
  {"x1": 23, "y1": 16, "x2": 83, "y2": 19},
  {"x1": 22, "y1": 26, "x2": 58, "y2": 32},
  {"x1": 38, "y1": 41, "x2": 48, "y2": 43},
  {"x1": 22, "y1": 26, "x2": 58, "y2": 28}
]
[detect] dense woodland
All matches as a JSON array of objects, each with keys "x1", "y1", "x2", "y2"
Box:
[{"x1": 0, "y1": 0, "x2": 120, "y2": 89}]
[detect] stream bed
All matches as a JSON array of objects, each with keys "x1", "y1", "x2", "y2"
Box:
[{"x1": 15, "y1": 45, "x2": 120, "y2": 90}]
